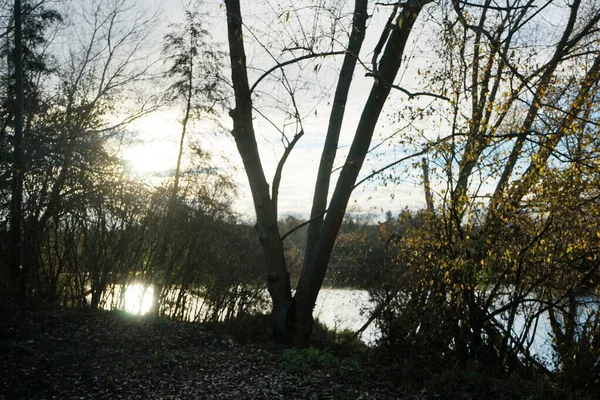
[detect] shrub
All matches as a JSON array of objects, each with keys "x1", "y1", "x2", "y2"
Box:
[
  {"x1": 206, "y1": 312, "x2": 273, "y2": 343},
  {"x1": 282, "y1": 347, "x2": 337, "y2": 374}
]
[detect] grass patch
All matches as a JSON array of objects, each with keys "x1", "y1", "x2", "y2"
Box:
[{"x1": 282, "y1": 347, "x2": 337, "y2": 374}]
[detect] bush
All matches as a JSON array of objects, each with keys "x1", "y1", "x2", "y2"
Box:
[
  {"x1": 206, "y1": 312, "x2": 273, "y2": 343},
  {"x1": 282, "y1": 347, "x2": 337, "y2": 374},
  {"x1": 425, "y1": 366, "x2": 564, "y2": 400}
]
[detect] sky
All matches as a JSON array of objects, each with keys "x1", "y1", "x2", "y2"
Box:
[{"x1": 121, "y1": 0, "x2": 438, "y2": 220}]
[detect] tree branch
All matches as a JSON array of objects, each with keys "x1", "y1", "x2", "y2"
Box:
[
  {"x1": 354, "y1": 134, "x2": 453, "y2": 189},
  {"x1": 455, "y1": 0, "x2": 534, "y2": 11},
  {"x1": 281, "y1": 210, "x2": 327, "y2": 241},
  {"x1": 250, "y1": 51, "x2": 347, "y2": 94},
  {"x1": 272, "y1": 130, "x2": 304, "y2": 216},
  {"x1": 390, "y1": 83, "x2": 450, "y2": 101}
]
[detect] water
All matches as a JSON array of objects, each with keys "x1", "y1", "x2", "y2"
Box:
[
  {"x1": 314, "y1": 288, "x2": 378, "y2": 344},
  {"x1": 104, "y1": 283, "x2": 597, "y2": 367},
  {"x1": 123, "y1": 284, "x2": 154, "y2": 315},
  {"x1": 103, "y1": 284, "x2": 378, "y2": 342}
]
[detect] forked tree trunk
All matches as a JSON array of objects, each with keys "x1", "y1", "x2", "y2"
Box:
[{"x1": 224, "y1": 0, "x2": 431, "y2": 346}]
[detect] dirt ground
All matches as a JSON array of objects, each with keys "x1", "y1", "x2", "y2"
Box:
[{"x1": 0, "y1": 306, "x2": 408, "y2": 399}]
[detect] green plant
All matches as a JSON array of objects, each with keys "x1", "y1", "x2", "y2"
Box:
[{"x1": 282, "y1": 347, "x2": 337, "y2": 374}]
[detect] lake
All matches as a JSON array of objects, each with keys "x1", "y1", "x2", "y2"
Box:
[
  {"x1": 104, "y1": 283, "x2": 597, "y2": 368},
  {"x1": 102, "y1": 284, "x2": 378, "y2": 342}
]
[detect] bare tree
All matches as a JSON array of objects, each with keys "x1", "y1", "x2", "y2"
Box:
[
  {"x1": 148, "y1": 6, "x2": 226, "y2": 316},
  {"x1": 223, "y1": 0, "x2": 434, "y2": 346},
  {"x1": 16, "y1": 0, "x2": 160, "y2": 301},
  {"x1": 8, "y1": 0, "x2": 25, "y2": 301}
]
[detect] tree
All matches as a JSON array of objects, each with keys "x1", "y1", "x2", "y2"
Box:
[
  {"x1": 1, "y1": 0, "x2": 62, "y2": 301},
  {"x1": 223, "y1": 0, "x2": 433, "y2": 346},
  {"x1": 369, "y1": 0, "x2": 600, "y2": 373},
  {"x1": 149, "y1": 6, "x2": 226, "y2": 315},
  {"x1": 0, "y1": 0, "x2": 160, "y2": 303},
  {"x1": 436, "y1": 0, "x2": 599, "y2": 367},
  {"x1": 8, "y1": 0, "x2": 25, "y2": 301}
]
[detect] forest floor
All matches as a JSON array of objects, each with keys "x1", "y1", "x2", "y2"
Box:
[{"x1": 0, "y1": 305, "x2": 416, "y2": 400}]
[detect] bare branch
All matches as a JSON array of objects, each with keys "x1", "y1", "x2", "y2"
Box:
[
  {"x1": 281, "y1": 210, "x2": 326, "y2": 241},
  {"x1": 354, "y1": 148, "x2": 428, "y2": 189},
  {"x1": 389, "y1": 83, "x2": 450, "y2": 101},
  {"x1": 454, "y1": 0, "x2": 534, "y2": 11},
  {"x1": 354, "y1": 134, "x2": 453, "y2": 189},
  {"x1": 249, "y1": 50, "x2": 347, "y2": 94},
  {"x1": 272, "y1": 130, "x2": 304, "y2": 216}
]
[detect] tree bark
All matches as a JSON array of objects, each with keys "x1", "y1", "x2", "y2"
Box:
[
  {"x1": 224, "y1": 0, "x2": 430, "y2": 346},
  {"x1": 224, "y1": 0, "x2": 292, "y2": 341},
  {"x1": 9, "y1": 0, "x2": 25, "y2": 302},
  {"x1": 303, "y1": 0, "x2": 368, "y2": 274},
  {"x1": 292, "y1": 0, "x2": 432, "y2": 347}
]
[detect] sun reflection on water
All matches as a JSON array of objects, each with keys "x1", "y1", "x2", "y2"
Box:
[{"x1": 124, "y1": 284, "x2": 154, "y2": 315}]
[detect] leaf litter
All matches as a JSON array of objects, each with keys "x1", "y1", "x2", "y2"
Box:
[{"x1": 0, "y1": 306, "x2": 407, "y2": 399}]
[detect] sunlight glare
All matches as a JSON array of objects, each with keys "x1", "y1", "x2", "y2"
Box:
[
  {"x1": 122, "y1": 111, "x2": 182, "y2": 175},
  {"x1": 124, "y1": 141, "x2": 178, "y2": 175},
  {"x1": 124, "y1": 283, "x2": 154, "y2": 315}
]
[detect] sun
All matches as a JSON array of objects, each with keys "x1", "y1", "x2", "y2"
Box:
[
  {"x1": 123, "y1": 140, "x2": 179, "y2": 175},
  {"x1": 122, "y1": 110, "x2": 182, "y2": 176}
]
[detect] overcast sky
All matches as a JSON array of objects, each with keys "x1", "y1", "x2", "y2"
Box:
[{"x1": 122, "y1": 0, "x2": 436, "y2": 220}]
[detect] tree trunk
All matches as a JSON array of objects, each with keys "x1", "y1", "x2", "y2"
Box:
[
  {"x1": 422, "y1": 158, "x2": 434, "y2": 213},
  {"x1": 9, "y1": 0, "x2": 25, "y2": 302},
  {"x1": 150, "y1": 53, "x2": 194, "y2": 319},
  {"x1": 224, "y1": 0, "x2": 292, "y2": 341},
  {"x1": 292, "y1": 0, "x2": 431, "y2": 347},
  {"x1": 90, "y1": 284, "x2": 102, "y2": 310},
  {"x1": 303, "y1": 0, "x2": 368, "y2": 270},
  {"x1": 224, "y1": 0, "x2": 430, "y2": 346}
]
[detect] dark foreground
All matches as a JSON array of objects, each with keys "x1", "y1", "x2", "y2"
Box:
[
  {"x1": 0, "y1": 306, "x2": 407, "y2": 400},
  {"x1": 2, "y1": 306, "x2": 586, "y2": 400}
]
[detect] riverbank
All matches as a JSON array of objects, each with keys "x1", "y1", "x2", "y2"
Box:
[
  {"x1": 0, "y1": 306, "x2": 403, "y2": 399},
  {"x1": 0, "y1": 305, "x2": 581, "y2": 400}
]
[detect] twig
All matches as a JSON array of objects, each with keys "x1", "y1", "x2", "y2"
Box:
[
  {"x1": 390, "y1": 84, "x2": 450, "y2": 101},
  {"x1": 454, "y1": 0, "x2": 534, "y2": 11},
  {"x1": 281, "y1": 210, "x2": 327, "y2": 241},
  {"x1": 250, "y1": 51, "x2": 347, "y2": 93},
  {"x1": 354, "y1": 134, "x2": 455, "y2": 188}
]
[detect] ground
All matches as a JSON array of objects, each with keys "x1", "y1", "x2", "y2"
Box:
[{"x1": 0, "y1": 306, "x2": 410, "y2": 400}]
